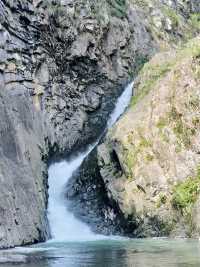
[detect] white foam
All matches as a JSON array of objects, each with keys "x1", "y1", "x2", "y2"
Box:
[
  {"x1": 47, "y1": 82, "x2": 133, "y2": 242},
  {"x1": 5, "y1": 246, "x2": 57, "y2": 254}
]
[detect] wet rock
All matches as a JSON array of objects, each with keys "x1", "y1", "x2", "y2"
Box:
[{"x1": 65, "y1": 149, "x2": 136, "y2": 236}]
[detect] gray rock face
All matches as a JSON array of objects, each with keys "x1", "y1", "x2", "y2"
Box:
[
  {"x1": 0, "y1": 87, "x2": 49, "y2": 248},
  {"x1": 0, "y1": 0, "x2": 199, "y2": 248},
  {"x1": 37, "y1": 0, "x2": 157, "y2": 154},
  {"x1": 191, "y1": 0, "x2": 200, "y2": 12},
  {"x1": 0, "y1": 0, "x2": 157, "y2": 248}
]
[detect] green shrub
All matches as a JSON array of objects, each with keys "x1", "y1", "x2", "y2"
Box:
[
  {"x1": 131, "y1": 61, "x2": 173, "y2": 107},
  {"x1": 172, "y1": 166, "x2": 200, "y2": 214},
  {"x1": 189, "y1": 13, "x2": 200, "y2": 32},
  {"x1": 156, "y1": 117, "x2": 168, "y2": 129},
  {"x1": 107, "y1": 0, "x2": 127, "y2": 18},
  {"x1": 162, "y1": 6, "x2": 180, "y2": 27}
]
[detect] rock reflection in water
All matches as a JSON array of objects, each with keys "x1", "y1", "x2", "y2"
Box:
[{"x1": 1, "y1": 239, "x2": 200, "y2": 267}]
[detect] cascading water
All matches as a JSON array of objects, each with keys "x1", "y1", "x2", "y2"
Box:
[{"x1": 47, "y1": 82, "x2": 133, "y2": 242}]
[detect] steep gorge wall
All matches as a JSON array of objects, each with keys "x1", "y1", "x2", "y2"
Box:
[
  {"x1": 0, "y1": 0, "x2": 153, "y2": 248},
  {"x1": 98, "y1": 37, "x2": 200, "y2": 237},
  {"x1": 0, "y1": 0, "x2": 199, "y2": 247}
]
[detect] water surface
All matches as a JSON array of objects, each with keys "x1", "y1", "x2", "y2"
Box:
[
  {"x1": 4, "y1": 83, "x2": 199, "y2": 266},
  {"x1": 4, "y1": 238, "x2": 200, "y2": 267},
  {"x1": 47, "y1": 82, "x2": 133, "y2": 242}
]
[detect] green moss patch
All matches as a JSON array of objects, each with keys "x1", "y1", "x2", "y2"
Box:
[
  {"x1": 124, "y1": 133, "x2": 153, "y2": 177},
  {"x1": 179, "y1": 38, "x2": 200, "y2": 59},
  {"x1": 130, "y1": 37, "x2": 200, "y2": 108},
  {"x1": 131, "y1": 60, "x2": 173, "y2": 107},
  {"x1": 139, "y1": 136, "x2": 152, "y2": 148},
  {"x1": 172, "y1": 166, "x2": 200, "y2": 215},
  {"x1": 189, "y1": 13, "x2": 200, "y2": 32},
  {"x1": 162, "y1": 6, "x2": 180, "y2": 27},
  {"x1": 156, "y1": 117, "x2": 168, "y2": 129},
  {"x1": 125, "y1": 150, "x2": 137, "y2": 177},
  {"x1": 146, "y1": 153, "x2": 154, "y2": 162},
  {"x1": 107, "y1": 0, "x2": 127, "y2": 18},
  {"x1": 168, "y1": 106, "x2": 196, "y2": 148}
]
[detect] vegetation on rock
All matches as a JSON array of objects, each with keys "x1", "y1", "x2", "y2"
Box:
[
  {"x1": 172, "y1": 166, "x2": 200, "y2": 212},
  {"x1": 107, "y1": 0, "x2": 127, "y2": 18},
  {"x1": 98, "y1": 36, "x2": 200, "y2": 237},
  {"x1": 131, "y1": 58, "x2": 174, "y2": 107},
  {"x1": 131, "y1": 37, "x2": 200, "y2": 108}
]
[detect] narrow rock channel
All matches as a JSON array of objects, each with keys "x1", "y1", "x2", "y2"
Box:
[{"x1": 47, "y1": 82, "x2": 133, "y2": 241}]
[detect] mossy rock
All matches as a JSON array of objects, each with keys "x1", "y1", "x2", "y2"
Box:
[
  {"x1": 99, "y1": 36, "x2": 200, "y2": 237},
  {"x1": 131, "y1": 37, "x2": 200, "y2": 108},
  {"x1": 172, "y1": 166, "x2": 200, "y2": 215},
  {"x1": 107, "y1": 0, "x2": 127, "y2": 18}
]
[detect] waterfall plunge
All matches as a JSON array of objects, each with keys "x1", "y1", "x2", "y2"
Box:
[{"x1": 47, "y1": 82, "x2": 133, "y2": 242}]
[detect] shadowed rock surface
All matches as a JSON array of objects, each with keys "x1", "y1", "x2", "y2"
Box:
[{"x1": 65, "y1": 148, "x2": 137, "y2": 236}]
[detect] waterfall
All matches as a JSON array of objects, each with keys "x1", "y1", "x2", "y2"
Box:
[{"x1": 47, "y1": 82, "x2": 133, "y2": 242}]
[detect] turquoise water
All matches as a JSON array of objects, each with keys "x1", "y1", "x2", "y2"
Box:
[
  {"x1": 4, "y1": 84, "x2": 199, "y2": 266},
  {"x1": 4, "y1": 238, "x2": 200, "y2": 267}
]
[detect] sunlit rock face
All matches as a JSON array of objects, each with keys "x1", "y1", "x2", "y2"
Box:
[
  {"x1": 0, "y1": 0, "x2": 199, "y2": 248},
  {"x1": 97, "y1": 37, "x2": 200, "y2": 238}
]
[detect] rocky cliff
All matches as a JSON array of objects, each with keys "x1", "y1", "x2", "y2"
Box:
[
  {"x1": 65, "y1": 1, "x2": 200, "y2": 238},
  {"x1": 98, "y1": 37, "x2": 200, "y2": 237},
  {"x1": 0, "y1": 0, "x2": 199, "y2": 248}
]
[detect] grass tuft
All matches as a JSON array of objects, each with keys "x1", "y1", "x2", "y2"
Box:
[{"x1": 172, "y1": 166, "x2": 200, "y2": 215}]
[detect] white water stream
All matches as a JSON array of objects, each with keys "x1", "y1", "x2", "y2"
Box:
[{"x1": 47, "y1": 82, "x2": 133, "y2": 242}]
